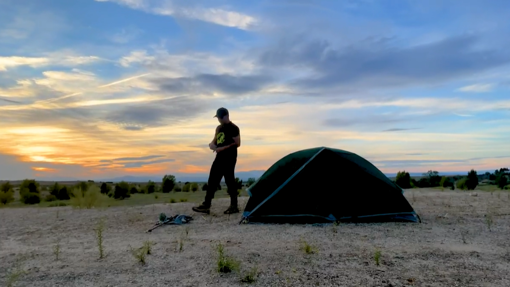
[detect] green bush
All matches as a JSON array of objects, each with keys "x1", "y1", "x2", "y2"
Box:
[
  {"x1": 19, "y1": 179, "x2": 41, "y2": 204},
  {"x1": 466, "y1": 169, "x2": 478, "y2": 190},
  {"x1": 21, "y1": 193, "x2": 41, "y2": 204},
  {"x1": 456, "y1": 178, "x2": 468, "y2": 190},
  {"x1": 496, "y1": 174, "x2": 508, "y2": 189},
  {"x1": 146, "y1": 181, "x2": 156, "y2": 194},
  {"x1": 162, "y1": 175, "x2": 176, "y2": 193},
  {"x1": 130, "y1": 186, "x2": 139, "y2": 194},
  {"x1": 191, "y1": 183, "x2": 199, "y2": 192},
  {"x1": 182, "y1": 183, "x2": 191, "y2": 192},
  {"x1": 100, "y1": 183, "x2": 111, "y2": 195},
  {"x1": 45, "y1": 194, "x2": 57, "y2": 202},
  {"x1": 396, "y1": 171, "x2": 411, "y2": 189},
  {"x1": 113, "y1": 181, "x2": 130, "y2": 199},
  {"x1": 0, "y1": 190, "x2": 14, "y2": 205},
  {"x1": 174, "y1": 185, "x2": 182, "y2": 192},
  {"x1": 1, "y1": 181, "x2": 13, "y2": 193},
  {"x1": 53, "y1": 186, "x2": 71, "y2": 200},
  {"x1": 70, "y1": 186, "x2": 108, "y2": 208}
]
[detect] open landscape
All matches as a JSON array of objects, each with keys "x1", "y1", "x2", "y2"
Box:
[{"x1": 1, "y1": 187, "x2": 509, "y2": 287}]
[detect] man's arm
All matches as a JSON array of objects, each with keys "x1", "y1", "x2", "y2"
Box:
[{"x1": 209, "y1": 126, "x2": 220, "y2": 151}]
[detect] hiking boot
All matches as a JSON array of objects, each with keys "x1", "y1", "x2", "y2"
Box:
[
  {"x1": 223, "y1": 206, "x2": 239, "y2": 214},
  {"x1": 192, "y1": 204, "x2": 210, "y2": 214}
]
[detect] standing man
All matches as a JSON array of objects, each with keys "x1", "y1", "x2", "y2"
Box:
[{"x1": 192, "y1": 107, "x2": 241, "y2": 214}]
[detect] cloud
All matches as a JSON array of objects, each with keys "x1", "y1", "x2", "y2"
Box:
[
  {"x1": 0, "y1": 55, "x2": 102, "y2": 71},
  {"x1": 323, "y1": 115, "x2": 403, "y2": 128},
  {"x1": 103, "y1": 96, "x2": 207, "y2": 129},
  {"x1": 102, "y1": 155, "x2": 164, "y2": 162},
  {"x1": 151, "y1": 73, "x2": 273, "y2": 96},
  {"x1": 256, "y1": 34, "x2": 510, "y2": 92},
  {"x1": 96, "y1": 0, "x2": 257, "y2": 30},
  {"x1": 382, "y1": 128, "x2": 420, "y2": 132},
  {"x1": 457, "y1": 83, "x2": 494, "y2": 93},
  {"x1": 123, "y1": 158, "x2": 175, "y2": 168}
]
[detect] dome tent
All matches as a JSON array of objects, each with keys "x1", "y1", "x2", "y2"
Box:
[{"x1": 241, "y1": 147, "x2": 420, "y2": 224}]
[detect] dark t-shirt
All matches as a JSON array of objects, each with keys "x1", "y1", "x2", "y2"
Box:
[{"x1": 215, "y1": 122, "x2": 240, "y2": 159}]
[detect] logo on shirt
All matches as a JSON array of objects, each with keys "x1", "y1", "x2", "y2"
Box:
[{"x1": 217, "y1": 132, "x2": 225, "y2": 144}]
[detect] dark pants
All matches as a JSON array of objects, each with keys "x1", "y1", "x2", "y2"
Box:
[{"x1": 204, "y1": 155, "x2": 237, "y2": 207}]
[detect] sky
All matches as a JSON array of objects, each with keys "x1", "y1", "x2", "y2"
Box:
[{"x1": 1, "y1": 0, "x2": 510, "y2": 180}]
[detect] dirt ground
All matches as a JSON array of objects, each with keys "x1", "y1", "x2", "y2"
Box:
[{"x1": 1, "y1": 188, "x2": 509, "y2": 287}]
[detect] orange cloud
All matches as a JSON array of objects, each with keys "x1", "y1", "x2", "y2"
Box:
[{"x1": 31, "y1": 167, "x2": 57, "y2": 172}]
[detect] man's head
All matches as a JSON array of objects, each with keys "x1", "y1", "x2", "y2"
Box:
[{"x1": 214, "y1": 107, "x2": 230, "y2": 124}]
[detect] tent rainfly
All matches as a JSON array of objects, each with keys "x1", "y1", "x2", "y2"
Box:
[{"x1": 241, "y1": 147, "x2": 420, "y2": 224}]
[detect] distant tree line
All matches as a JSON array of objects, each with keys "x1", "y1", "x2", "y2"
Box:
[{"x1": 395, "y1": 167, "x2": 509, "y2": 191}]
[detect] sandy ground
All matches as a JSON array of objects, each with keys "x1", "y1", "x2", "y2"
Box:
[{"x1": 1, "y1": 188, "x2": 509, "y2": 287}]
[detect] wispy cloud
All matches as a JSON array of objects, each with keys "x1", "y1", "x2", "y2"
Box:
[
  {"x1": 0, "y1": 55, "x2": 102, "y2": 71},
  {"x1": 96, "y1": 0, "x2": 257, "y2": 30},
  {"x1": 456, "y1": 83, "x2": 494, "y2": 93},
  {"x1": 382, "y1": 128, "x2": 421, "y2": 132}
]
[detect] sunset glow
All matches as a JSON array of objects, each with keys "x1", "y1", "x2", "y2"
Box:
[{"x1": 1, "y1": 0, "x2": 509, "y2": 181}]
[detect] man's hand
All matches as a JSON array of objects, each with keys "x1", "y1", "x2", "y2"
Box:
[
  {"x1": 209, "y1": 142, "x2": 217, "y2": 150},
  {"x1": 215, "y1": 146, "x2": 226, "y2": 153}
]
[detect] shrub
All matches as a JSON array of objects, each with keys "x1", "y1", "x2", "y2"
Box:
[
  {"x1": 130, "y1": 186, "x2": 139, "y2": 194},
  {"x1": 170, "y1": 198, "x2": 176, "y2": 203},
  {"x1": 77, "y1": 181, "x2": 89, "y2": 194},
  {"x1": 202, "y1": 183, "x2": 208, "y2": 191},
  {"x1": 240, "y1": 267, "x2": 258, "y2": 283},
  {"x1": 182, "y1": 183, "x2": 191, "y2": 192},
  {"x1": 299, "y1": 239, "x2": 318, "y2": 254},
  {"x1": 70, "y1": 186, "x2": 108, "y2": 208},
  {"x1": 396, "y1": 171, "x2": 412, "y2": 189},
  {"x1": 191, "y1": 182, "x2": 199, "y2": 192},
  {"x1": 56, "y1": 186, "x2": 70, "y2": 200},
  {"x1": 162, "y1": 175, "x2": 176, "y2": 193},
  {"x1": 215, "y1": 242, "x2": 240, "y2": 273},
  {"x1": 180, "y1": 198, "x2": 188, "y2": 202},
  {"x1": 146, "y1": 181, "x2": 156, "y2": 194},
  {"x1": 1, "y1": 181, "x2": 13, "y2": 193},
  {"x1": 466, "y1": 169, "x2": 478, "y2": 190},
  {"x1": 456, "y1": 178, "x2": 468, "y2": 190},
  {"x1": 21, "y1": 192, "x2": 41, "y2": 204},
  {"x1": 174, "y1": 185, "x2": 182, "y2": 192},
  {"x1": 0, "y1": 189, "x2": 14, "y2": 205},
  {"x1": 113, "y1": 181, "x2": 130, "y2": 199},
  {"x1": 496, "y1": 174, "x2": 508, "y2": 189},
  {"x1": 417, "y1": 178, "x2": 430, "y2": 188},
  {"x1": 45, "y1": 194, "x2": 57, "y2": 202},
  {"x1": 100, "y1": 183, "x2": 111, "y2": 195}
]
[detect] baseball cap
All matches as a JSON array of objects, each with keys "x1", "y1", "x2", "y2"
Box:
[{"x1": 214, "y1": 107, "x2": 229, "y2": 118}]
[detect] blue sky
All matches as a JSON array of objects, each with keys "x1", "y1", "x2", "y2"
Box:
[{"x1": 0, "y1": 0, "x2": 509, "y2": 180}]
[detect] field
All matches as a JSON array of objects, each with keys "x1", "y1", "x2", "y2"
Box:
[{"x1": 1, "y1": 188, "x2": 509, "y2": 287}]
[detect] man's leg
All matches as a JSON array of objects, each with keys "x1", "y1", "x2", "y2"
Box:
[
  {"x1": 223, "y1": 157, "x2": 239, "y2": 214},
  {"x1": 204, "y1": 158, "x2": 224, "y2": 206},
  {"x1": 193, "y1": 157, "x2": 223, "y2": 213}
]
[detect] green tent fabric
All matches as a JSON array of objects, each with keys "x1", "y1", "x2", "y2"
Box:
[{"x1": 241, "y1": 147, "x2": 420, "y2": 224}]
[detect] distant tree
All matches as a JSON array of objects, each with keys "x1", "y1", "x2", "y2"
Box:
[
  {"x1": 246, "y1": 178, "x2": 256, "y2": 187},
  {"x1": 0, "y1": 181, "x2": 13, "y2": 193},
  {"x1": 162, "y1": 175, "x2": 176, "y2": 193},
  {"x1": 496, "y1": 174, "x2": 508, "y2": 189},
  {"x1": 182, "y1": 182, "x2": 191, "y2": 192},
  {"x1": 466, "y1": 169, "x2": 478, "y2": 190},
  {"x1": 439, "y1": 176, "x2": 447, "y2": 188},
  {"x1": 130, "y1": 186, "x2": 139, "y2": 194},
  {"x1": 146, "y1": 181, "x2": 156, "y2": 194},
  {"x1": 100, "y1": 182, "x2": 111, "y2": 195},
  {"x1": 58, "y1": 186, "x2": 70, "y2": 200},
  {"x1": 76, "y1": 181, "x2": 89, "y2": 195},
  {"x1": 19, "y1": 179, "x2": 41, "y2": 204},
  {"x1": 174, "y1": 184, "x2": 182, "y2": 192},
  {"x1": 456, "y1": 177, "x2": 468, "y2": 190},
  {"x1": 396, "y1": 171, "x2": 412, "y2": 189},
  {"x1": 191, "y1": 182, "x2": 199, "y2": 192},
  {"x1": 0, "y1": 186, "x2": 14, "y2": 205},
  {"x1": 50, "y1": 182, "x2": 60, "y2": 197},
  {"x1": 113, "y1": 181, "x2": 130, "y2": 199}
]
